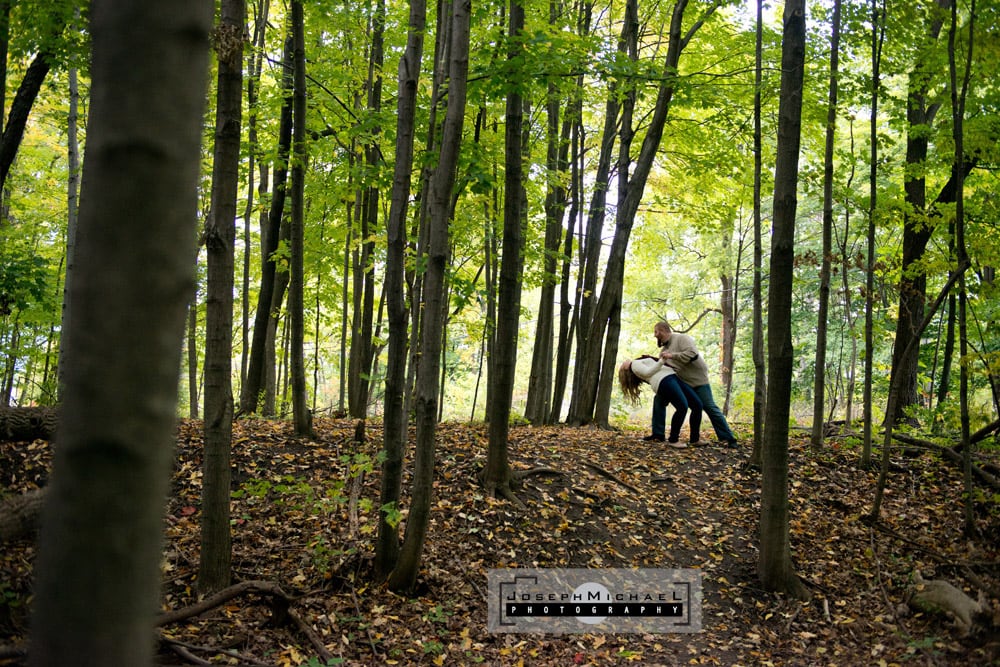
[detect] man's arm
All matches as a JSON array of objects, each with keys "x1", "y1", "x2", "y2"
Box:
[{"x1": 660, "y1": 334, "x2": 699, "y2": 366}]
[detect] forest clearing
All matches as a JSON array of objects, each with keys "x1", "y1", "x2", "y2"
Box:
[{"x1": 2, "y1": 418, "x2": 998, "y2": 666}]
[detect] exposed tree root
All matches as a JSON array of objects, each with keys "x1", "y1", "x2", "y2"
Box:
[
  {"x1": 157, "y1": 579, "x2": 337, "y2": 662},
  {"x1": 579, "y1": 460, "x2": 641, "y2": 494}
]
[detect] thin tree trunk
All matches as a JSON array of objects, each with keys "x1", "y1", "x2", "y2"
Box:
[
  {"x1": 59, "y1": 28, "x2": 80, "y2": 401},
  {"x1": 484, "y1": 0, "x2": 525, "y2": 497},
  {"x1": 188, "y1": 297, "x2": 199, "y2": 418},
  {"x1": 887, "y1": 0, "x2": 951, "y2": 425},
  {"x1": 525, "y1": 1, "x2": 571, "y2": 425},
  {"x1": 200, "y1": 0, "x2": 245, "y2": 595},
  {"x1": 750, "y1": 0, "x2": 766, "y2": 466},
  {"x1": 240, "y1": 35, "x2": 294, "y2": 415},
  {"x1": 289, "y1": 0, "x2": 312, "y2": 437},
  {"x1": 862, "y1": 0, "x2": 885, "y2": 468},
  {"x1": 811, "y1": 0, "x2": 841, "y2": 449},
  {"x1": 759, "y1": 0, "x2": 807, "y2": 600},
  {"x1": 388, "y1": 0, "x2": 469, "y2": 594},
  {"x1": 948, "y1": 0, "x2": 975, "y2": 534}
]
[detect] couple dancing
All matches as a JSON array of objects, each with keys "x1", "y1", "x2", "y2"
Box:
[{"x1": 619, "y1": 321, "x2": 738, "y2": 449}]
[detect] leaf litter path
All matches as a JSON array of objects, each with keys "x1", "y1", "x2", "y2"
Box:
[{"x1": 1, "y1": 418, "x2": 998, "y2": 666}]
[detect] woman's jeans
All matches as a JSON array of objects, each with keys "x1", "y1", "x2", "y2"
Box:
[
  {"x1": 651, "y1": 376, "x2": 703, "y2": 442},
  {"x1": 652, "y1": 382, "x2": 735, "y2": 443}
]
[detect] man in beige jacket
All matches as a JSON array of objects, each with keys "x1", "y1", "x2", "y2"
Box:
[{"x1": 652, "y1": 321, "x2": 738, "y2": 447}]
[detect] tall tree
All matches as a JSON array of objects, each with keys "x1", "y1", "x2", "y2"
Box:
[
  {"x1": 240, "y1": 35, "x2": 294, "y2": 416},
  {"x1": 388, "y1": 0, "x2": 470, "y2": 594},
  {"x1": 484, "y1": 0, "x2": 525, "y2": 499},
  {"x1": 28, "y1": 0, "x2": 211, "y2": 662},
  {"x1": 569, "y1": 0, "x2": 710, "y2": 426},
  {"x1": 199, "y1": 0, "x2": 245, "y2": 595},
  {"x1": 750, "y1": 0, "x2": 766, "y2": 466},
  {"x1": 0, "y1": 37, "x2": 62, "y2": 189},
  {"x1": 289, "y1": 0, "x2": 312, "y2": 437},
  {"x1": 810, "y1": 0, "x2": 842, "y2": 449},
  {"x1": 862, "y1": 0, "x2": 885, "y2": 468},
  {"x1": 377, "y1": 0, "x2": 427, "y2": 579},
  {"x1": 887, "y1": 0, "x2": 951, "y2": 425},
  {"x1": 525, "y1": 0, "x2": 572, "y2": 426},
  {"x1": 565, "y1": 3, "x2": 625, "y2": 426},
  {"x1": 348, "y1": 0, "x2": 385, "y2": 418},
  {"x1": 947, "y1": 0, "x2": 974, "y2": 534},
  {"x1": 759, "y1": 0, "x2": 807, "y2": 600},
  {"x1": 549, "y1": 15, "x2": 587, "y2": 424}
]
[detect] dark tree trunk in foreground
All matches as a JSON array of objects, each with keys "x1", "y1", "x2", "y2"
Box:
[
  {"x1": 759, "y1": 0, "x2": 808, "y2": 600},
  {"x1": 200, "y1": 0, "x2": 245, "y2": 595},
  {"x1": 28, "y1": 1, "x2": 211, "y2": 663}
]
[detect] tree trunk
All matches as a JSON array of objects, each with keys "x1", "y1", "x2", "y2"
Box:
[
  {"x1": 60, "y1": 30, "x2": 81, "y2": 402},
  {"x1": 199, "y1": 0, "x2": 245, "y2": 596},
  {"x1": 888, "y1": 0, "x2": 951, "y2": 425},
  {"x1": 811, "y1": 0, "x2": 841, "y2": 449},
  {"x1": 187, "y1": 297, "x2": 199, "y2": 418},
  {"x1": 936, "y1": 292, "x2": 956, "y2": 406},
  {"x1": 565, "y1": 7, "x2": 622, "y2": 426},
  {"x1": 388, "y1": 0, "x2": 469, "y2": 594},
  {"x1": 525, "y1": 3, "x2": 571, "y2": 425},
  {"x1": 28, "y1": 2, "x2": 211, "y2": 662},
  {"x1": 759, "y1": 0, "x2": 807, "y2": 600},
  {"x1": 862, "y1": 0, "x2": 885, "y2": 468},
  {"x1": 570, "y1": 0, "x2": 694, "y2": 426},
  {"x1": 750, "y1": 0, "x2": 766, "y2": 465},
  {"x1": 484, "y1": 0, "x2": 525, "y2": 497},
  {"x1": 0, "y1": 52, "x2": 50, "y2": 191},
  {"x1": 289, "y1": 0, "x2": 312, "y2": 437},
  {"x1": 348, "y1": 0, "x2": 384, "y2": 420},
  {"x1": 240, "y1": 36, "x2": 294, "y2": 415},
  {"x1": 947, "y1": 0, "x2": 975, "y2": 534},
  {"x1": 720, "y1": 270, "x2": 736, "y2": 415},
  {"x1": 376, "y1": 0, "x2": 425, "y2": 580}
]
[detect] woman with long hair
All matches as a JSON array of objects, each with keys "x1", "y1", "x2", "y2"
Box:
[{"x1": 619, "y1": 355, "x2": 702, "y2": 447}]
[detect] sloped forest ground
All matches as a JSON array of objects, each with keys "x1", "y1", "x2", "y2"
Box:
[{"x1": 1, "y1": 418, "x2": 999, "y2": 666}]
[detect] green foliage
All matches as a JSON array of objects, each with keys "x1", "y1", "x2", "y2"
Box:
[
  {"x1": 298, "y1": 657, "x2": 344, "y2": 667},
  {"x1": 0, "y1": 253, "x2": 52, "y2": 318},
  {"x1": 2, "y1": 0, "x2": 998, "y2": 429}
]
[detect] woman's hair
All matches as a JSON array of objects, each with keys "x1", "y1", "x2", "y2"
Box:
[{"x1": 618, "y1": 361, "x2": 644, "y2": 405}]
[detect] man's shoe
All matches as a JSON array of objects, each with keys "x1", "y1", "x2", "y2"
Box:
[
  {"x1": 643, "y1": 434, "x2": 665, "y2": 442},
  {"x1": 667, "y1": 440, "x2": 688, "y2": 449},
  {"x1": 688, "y1": 440, "x2": 705, "y2": 447},
  {"x1": 723, "y1": 439, "x2": 739, "y2": 449}
]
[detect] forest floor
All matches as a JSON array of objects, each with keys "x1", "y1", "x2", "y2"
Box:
[{"x1": 1, "y1": 417, "x2": 999, "y2": 666}]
